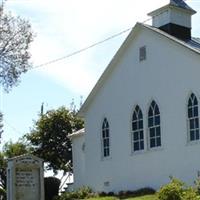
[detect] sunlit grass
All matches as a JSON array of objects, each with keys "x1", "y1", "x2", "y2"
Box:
[{"x1": 87, "y1": 194, "x2": 157, "y2": 200}]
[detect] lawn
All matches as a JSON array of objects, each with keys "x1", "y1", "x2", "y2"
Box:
[
  {"x1": 128, "y1": 195, "x2": 157, "y2": 200},
  {"x1": 87, "y1": 194, "x2": 157, "y2": 200}
]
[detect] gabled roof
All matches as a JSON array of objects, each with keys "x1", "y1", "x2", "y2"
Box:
[
  {"x1": 78, "y1": 23, "x2": 200, "y2": 117},
  {"x1": 7, "y1": 154, "x2": 43, "y2": 162}
]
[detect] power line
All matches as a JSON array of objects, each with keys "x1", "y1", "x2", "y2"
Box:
[
  {"x1": 1, "y1": 0, "x2": 195, "y2": 71},
  {"x1": 30, "y1": 17, "x2": 152, "y2": 70},
  {"x1": 32, "y1": 27, "x2": 133, "y2": 70},
  {"x1": 7, "y1": 0, "x2": 196, "y2": 71},
  {"x1": 4, "y1": 118, "x2": 23, "y2": 136}
]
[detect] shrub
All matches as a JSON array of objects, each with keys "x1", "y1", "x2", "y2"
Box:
[
  {"x1": 195, "y1": 178, "x2": 200, "y2": 195},
  {"x1": 132, "y1": 187, "x2": 156, "y2": 196},
  {"x1": 157, "y1": 177, "x2": 200, "y2": 200},
  {"x1": 157, "y1": 178, "x2": 184, "y2": 200},
  {"x1": 98, "y1": 191, "x2": 107, "y2": 197},
  {"x1": 57, "y1": 186, "x2": 96, "y2": 200},
  {"x1": 107, "y1": 192, "x2": 115, "y2": 196},
  {"x1": 117, "y1": 187, "x2": 155, "y2": 198},
  {"x1": 44, "y1": 176, "x2": 61, "y2": 200},
  {"x1": 182, "y1": 187, "x2": 200, "y2": 200}
]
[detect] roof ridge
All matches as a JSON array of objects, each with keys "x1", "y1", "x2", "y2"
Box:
[
  {"x1": 143, "y1": 23, "x2": 200, "y2": 52},
  {"x1": 79, "y1": 23, "x2": 200, "y2": 116}
]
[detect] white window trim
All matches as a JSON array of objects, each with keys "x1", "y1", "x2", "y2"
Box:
[
  {"x1": 101, "y1": 118, "x2": 111, "y2": 161},
  {"x1": 147, "y1": 101, "x2": 162, "y2": 150},
  {"x1": 187, "y1": 93, "x2": 200, "y2": 143}
]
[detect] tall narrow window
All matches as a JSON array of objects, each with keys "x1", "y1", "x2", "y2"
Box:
[
  {"x1": 102, "y1": 118, "x2": 110, "y2": 158},
  {"x1": 132, "y1": 105, "x2": 144, "y2": 152},
  {"x1": 188, "y1": 93, "x2": 199, "y2": 141},
  {"x1": 148, "y1": 100, "x2": 161, "y2": 148}
]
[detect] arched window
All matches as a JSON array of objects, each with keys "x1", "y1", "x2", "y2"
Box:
[
  {"x1": 188, "y1": 93, "x2": 199, "y2": 141},
  {"x1": 132, "y1": 105, "x2": 144, "y2": 152},
  {"x1": 148, "y1": 100, "x2": 161, "y2": 148},
  {"x1": 102, "y1": 118, "x2": 110, "y2": 157}
]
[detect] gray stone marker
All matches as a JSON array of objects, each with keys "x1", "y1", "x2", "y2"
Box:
[{"x1": 7, "y1": 154, "x2": 44, "y2": 200}]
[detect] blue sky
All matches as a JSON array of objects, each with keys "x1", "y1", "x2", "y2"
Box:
[{"x1": 1, "y1": 0, "x2": 200, "y2": 145}]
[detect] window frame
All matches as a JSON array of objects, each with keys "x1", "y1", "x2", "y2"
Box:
[
  {"x1": 148, "y1": 100, "x2": 161, "y2": 149},
  {"x1": 187, "y1": 93, "x2": 200, "y2": 143},
  {"x1": 131, "y1": 105, "x2": 144, "y2": 153},
  {"x1": 101, "y1": 118, "x2": 110, "y2": 159}
]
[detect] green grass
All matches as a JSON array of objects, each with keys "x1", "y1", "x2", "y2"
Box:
[
  {"x1": 127, "y1": 194, "x2": 157, "y2": 200},
  {"x1": 87, "y1": 194, "x2": 157, "y2": 200}
]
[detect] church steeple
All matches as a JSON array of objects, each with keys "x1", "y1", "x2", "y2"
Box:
[{"x1": 148, "y1": 0, "x2": 196, "y2": 40}]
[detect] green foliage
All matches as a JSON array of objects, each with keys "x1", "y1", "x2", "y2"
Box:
[
  {"x1": 3, "y1": 140, "x2": 31, "y2": 158},
  {"x1": 117, "y1": 188, "x2": 155, "y2": 198},
  {"x1": 182, "y1": 187, "x2": 200, "y2": 200},
  {"x1": 57, "y1": 187, "x2": 156, "y2": 200},
  {"x1": 0, "y1": 112, "x2": 3, "y2": 139},
  {"x1": 87, "y1": 197, "x2": 118, "y2": 200},
  {"x1": 194, "y1": 178, "x2": 200, "y2": 194},
  {"x1": 0, "y1": 152, "x2": 6, "y2": 189},
  {"x1": 0, "y1": 6, "x2": 34, "y2": 92},
  {"x1": 0, "y1": 140, "x2": 31, "y2": 190},
  {"x1": 157, "y1": 177, "x2": 200, "y2": 200},
  {"x1": 157, "y1": 178, "x2": 184, "y2": 200},
  {"x1": 0, "y1": 187, "x2": 6, "y2": 200},
  {"x1": 57, "y1": 186, "x2": 95, "y2": 200},
  {"x1": 44, "y1": 177, "x2": 61, "y2": 200},
  {"x1": 26, "y1": 106, "x2": 84, "y2": 172}
]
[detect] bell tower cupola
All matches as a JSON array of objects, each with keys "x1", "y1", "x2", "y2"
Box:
[{"x1": 148, "y1": 0, "x2": 196, "y2": 40}]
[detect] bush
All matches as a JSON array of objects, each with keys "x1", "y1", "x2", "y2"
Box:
[
  {"x1": 44, "y1": 177, "x2": 61, "y2": 200},
  {"x1": 157, "y1": 177, "x2": 200, "y2": 200},
  {"x1": 117, "y1": 187, "x2": 155, "y2": 198},
  {"x1": 182, "y1": 187, "x2": 200, "y2": 200},
  {"x1": 57, "y1": 186, "x2": 96, "y2": 200},
  {"x1": 195, "y1": 178, "x2": 200, "y2": 195},
  {"x1": 132, "y1": 187, "x2": 156, "y2": 196},
  {"x1": 157, "y1": 178, "x2": 184, "y2": 200}
]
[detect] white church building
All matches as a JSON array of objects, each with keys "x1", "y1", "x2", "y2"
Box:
[{"x1": 70, "y1": 0, "x2": 200, "y2": 193}]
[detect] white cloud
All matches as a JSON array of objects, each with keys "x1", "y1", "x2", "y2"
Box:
[{"x1": 6, "y1": 0, "x2": 199, "y2": 97}]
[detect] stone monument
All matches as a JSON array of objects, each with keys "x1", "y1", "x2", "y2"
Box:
[{"x1": 7, "y1": 154, "x2": 44, "y2": 200}]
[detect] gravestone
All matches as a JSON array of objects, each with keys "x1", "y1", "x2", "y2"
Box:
[{"x1": 7, "y1": 154, "x2": 44, "y2": 200}]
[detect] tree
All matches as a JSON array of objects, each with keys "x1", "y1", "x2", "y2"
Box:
[
  {"x1": 26, "y1": 106, "x2": 84, "y2": 173},
  {"x1": 3, "y1": 140, "x2": 31, "y2": 158},
  {"x1": 0, "y1": 112, "x2": 3, "y2": 139},
  {"x1": 0, "y1": 140, "x2": 31, "y2": 190},
  {"x1": 0, "y1": 6, "x2": 34, "y2": 92},
  {"x1": 0, "y1": 152, "x2": 6, "y2": 190},
  {"x1": 0, "y1": 4, "x2": 34, "y2": 142}
]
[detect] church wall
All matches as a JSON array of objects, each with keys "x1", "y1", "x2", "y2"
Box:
[
  {"x1": 82, "y1": 27, "x2": 200, "y2": 192},
  {"x1": 71, "y1": 134, "x2": 86, "y2": 189}
]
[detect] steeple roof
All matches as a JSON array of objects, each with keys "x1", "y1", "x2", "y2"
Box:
[
  {"x1": 148, "y1": 0, "x2": 196, "y2": 16},
  {"x1": 170, "y1": 0, "x2": 196, "y2": 14},
  {"x1": 147, "y1": 0, "x2": 196, "y2": 40}
]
